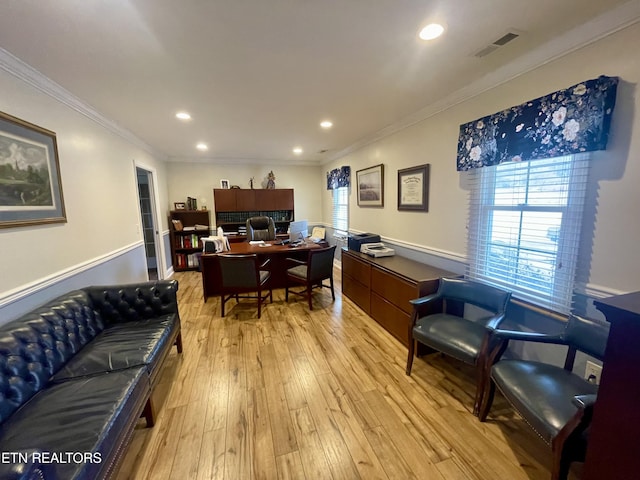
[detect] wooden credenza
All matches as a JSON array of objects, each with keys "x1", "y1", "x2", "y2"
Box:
[{"x1": 341, "y1": 247, "x2": 457, "y2": 346}]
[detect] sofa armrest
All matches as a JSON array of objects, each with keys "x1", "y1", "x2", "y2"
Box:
[
  {"x1": 84, "y1": 280, "x2": 179, "y2": 324},
  {"x1": 0, "y1": 449, "x2": 57, "y2": 480}
]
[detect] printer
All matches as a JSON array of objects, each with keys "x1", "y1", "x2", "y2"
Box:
[
  {"x1": 348, "y1": 233, "x2": 381, "y2": 251},
  {"x1": 360, "y1": 242, "x2": 395, "y2": 258}
]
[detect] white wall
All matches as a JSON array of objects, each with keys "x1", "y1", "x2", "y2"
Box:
[
  {"x1": 0, "y1": 57, "x2": 170, "y2": 323},
  {"x1": 166, "y1": 161, "x2": 323, "y2": 224},
  {"x1": 322, "y1": 22, "x2": 640, "y2": 297}
]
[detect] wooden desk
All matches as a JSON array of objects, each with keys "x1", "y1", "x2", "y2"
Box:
[
  {"x1": 583, "y1": 291, "x2": 640, "y2": 480},
  {"x1": 341, "y1": 247, "x2": 457, "y2": 346},
  {"x1": 201, "y1": 241, "x2": 327, "y2": 302}
]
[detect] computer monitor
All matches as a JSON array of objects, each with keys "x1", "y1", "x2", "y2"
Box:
[{"x1": 289, "y1": 220, "x2": 308, "y2": 243}]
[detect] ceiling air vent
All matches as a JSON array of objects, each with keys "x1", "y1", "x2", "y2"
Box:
[{"x1": 474, "y1": 31, "x2": 520, "y2": 58}]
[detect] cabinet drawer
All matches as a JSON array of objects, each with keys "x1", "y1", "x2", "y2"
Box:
[
  {"x1": 342, "y1": 253, "x2": 371, "y2": 288},
  {"x1": 342, "y1": 274, "x2": 371, "y2": 314},
  {"x1": 371, "y1": 267, "x2": 417, "y2": 315},
  {"x1": 370, "y1": 293, "x2": 411, "y2": 346}
]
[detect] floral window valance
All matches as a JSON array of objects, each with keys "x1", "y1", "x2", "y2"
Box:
[
  {"x1": 456, "y1": 75, "x2": 619, "y2": 171},
  {"x1": 327, "y1": 166, "x2": 351, "y2": 189}
]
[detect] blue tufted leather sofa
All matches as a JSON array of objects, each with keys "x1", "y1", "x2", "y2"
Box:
[{"x1": 0, "y1": 280, "x2": 183, "y2": 480}]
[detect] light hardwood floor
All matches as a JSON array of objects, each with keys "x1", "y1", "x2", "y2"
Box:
[{"x1": 116, "y1": 269, "x2": 578, "y2": 480}]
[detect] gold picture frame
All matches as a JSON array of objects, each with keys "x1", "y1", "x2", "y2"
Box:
[{"x1": 0, "y1": 111, "x2": 66, "y2": 228}]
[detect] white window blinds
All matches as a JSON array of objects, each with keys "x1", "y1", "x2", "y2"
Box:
[
  {"x1": 466, "y1": 154, "x2": 590, "y2": 314},
  {"x1": 332, "y1": 186, "x2": 349, "y2": 234}
]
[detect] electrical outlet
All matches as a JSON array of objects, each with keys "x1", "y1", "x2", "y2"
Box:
[{"x1": 584, "y1": 360, "x2": 603, "y2": 385}]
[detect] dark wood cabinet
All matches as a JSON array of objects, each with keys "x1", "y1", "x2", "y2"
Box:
[
  {"x1": 235, "y1": 189, "x2": 256, "y2": 211},
  {"x1": 583, "y1": 291, "x2": 640, "y2": 480},
  {"x1": 212, "y1": 189, "x2": 237, "y2": 211},
  {"x1": 213, "y1": 188, "x2": 294, "y2": 239},
  {"x1": 168, "y1": 210, "x2": 210, "y2": 271},
  {"x1": 341, "y1": 247, "x2": 456, "y2": 346}
]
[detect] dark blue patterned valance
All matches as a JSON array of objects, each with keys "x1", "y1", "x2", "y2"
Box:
[
  {"x1": 327, "y1": 166, "x2": 351, "y2": 189},
  {"x1": 456, "y1": 75, "x2": 619, "y2": 171}
]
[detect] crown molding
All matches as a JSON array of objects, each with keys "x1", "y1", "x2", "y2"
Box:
[
  {"x1": 325, "y1": 0, "x2": 640, "y2": 164},
  {"x1": 167, "y1": 155, "x2": 321, "y2": 167},
  {"x1": 0, "y1": 47, "x2": 166, "y2": 160}
]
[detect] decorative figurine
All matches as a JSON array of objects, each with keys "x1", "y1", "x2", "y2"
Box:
[
  {"x1": 266, "y1": 171, "x2": 276, "y2": 189},
  {"x1": 250, "y1": 177, "x2": 255, "y2": 189}
]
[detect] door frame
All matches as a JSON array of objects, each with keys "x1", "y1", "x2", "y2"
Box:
[{"x1": 134, "y1": 160, "x2": 165, "y2": 279}]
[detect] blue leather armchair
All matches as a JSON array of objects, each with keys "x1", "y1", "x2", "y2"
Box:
[
  {"x1": 478, "y1": 314, "x2": 609, "y2": 480},
  {"x1": 406, "y1": 277, "x2": 511, "y2": 415}
]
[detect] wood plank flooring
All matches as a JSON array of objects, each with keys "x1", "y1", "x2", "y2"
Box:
[{"x1": 115, "y1": 269, "x2": 579, "y2": 480}]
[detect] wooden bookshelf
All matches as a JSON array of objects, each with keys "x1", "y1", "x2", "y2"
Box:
[{"x1": 169, "y1": 210, "x2": 210, "y2": 271}]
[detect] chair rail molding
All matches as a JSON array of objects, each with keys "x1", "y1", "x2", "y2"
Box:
[{"x1": 0, "y1": 241, "x2": 144, "y2": 309}]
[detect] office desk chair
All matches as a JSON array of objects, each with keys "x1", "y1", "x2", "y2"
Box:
[
  {"x1": 246, "y1": 216, "x2": 276, "y2": 241},
  {"x1": 218, "y1": 254, "x2": 272, "y2": 318},
  {"x1": 285, "y1": 245, "x2": 336, "y2": 310}
]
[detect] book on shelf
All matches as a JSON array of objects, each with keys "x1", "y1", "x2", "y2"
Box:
[
  {"x1": 194, "y1": 224, "x2": 209, "y2": 231},
  {"x1": 182, "y1": 226, "x2": 196, "y2": 231}
]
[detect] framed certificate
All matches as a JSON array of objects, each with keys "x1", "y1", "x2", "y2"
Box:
[{"x1": 398, "y1": 164, "x2": 429, "y2": 211}]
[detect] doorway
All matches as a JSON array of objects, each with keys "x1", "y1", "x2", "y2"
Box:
[{"x1": 136, "y1": 167, "x2": 161, "y2": 280}]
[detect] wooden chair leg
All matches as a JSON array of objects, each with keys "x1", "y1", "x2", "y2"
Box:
[
  {"x1": 473, "y1": 376, "x2": 483, "y2": 416},
  {"x1": 478, "y1": 380, "x2": 496, "y2": 421},
  {"x1": 142, "y1": 396, "x2": 155, "y2": 427},
  {"x1": 406, "y1": 339, "x2": 415, "y2": 375},
  {"x1": 307, "y1": 285, "x2": 313, "y2": 310},
  {"x1": 175, "y1": 332, "x2": 183, "y2": 354},
  {"x1": 329, "y1": 276, "x2": 335, "y2": 300},
  {"x1": 551, "y1": 448, "x2": 572, "y2": 480},
  {"x1": 221, "y1": 294, "x2": 226, "y2": 317}
]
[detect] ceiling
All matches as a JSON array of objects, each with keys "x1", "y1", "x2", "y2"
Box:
[{"x1": 0, "y1": 0, "x2": 638, "y2": 165}]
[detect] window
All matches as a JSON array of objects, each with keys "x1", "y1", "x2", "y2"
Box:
[
  {"x1": 466, "y1": 154, "x2": 590, "y2": 314},
  {"x1": 332, "y1": 186, "x2": 349, "y2": 234}
]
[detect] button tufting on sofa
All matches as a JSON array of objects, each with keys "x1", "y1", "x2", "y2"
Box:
[{"x1": 0, "y1": 280, "x2": 183, "y2": 480}]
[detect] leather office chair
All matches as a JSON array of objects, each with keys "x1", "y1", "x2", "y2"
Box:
[
  {"x1": 406, "y1": 277, "x2": 511, "y2": 415},
  {"x1": 285, "y1": 245, "x2": 336, "y2": 310},
  {"x1": 218, "y1": 254, "x2": 272, "y2": 318},
  {"x1": 246, "y1": 216, "x2": 276, "y2": 241},
  {"x1": 478, "y1": 314, "x2": 609, "y2": 480}
]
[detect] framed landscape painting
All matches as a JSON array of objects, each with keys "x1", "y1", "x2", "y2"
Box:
[
  {"x1": 356, "y1": 164, "x2": 384, "y2": 207},
  {"x1": 0, "y1": 111, "x2": 66, "y2": 228}
]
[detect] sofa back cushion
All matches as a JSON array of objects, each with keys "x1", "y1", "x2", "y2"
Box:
[
  {"x1": 84, "y1": 281, "x2": 179, "y2": 325},
  {"x1": 0, "y1": 290, "x2": 105, "y2": 423}
]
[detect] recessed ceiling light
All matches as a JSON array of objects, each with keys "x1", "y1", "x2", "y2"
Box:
[
  {"x1": 176, "y1": 112, "x2": 191, "y2": 120},
  {"x1": 293, "y1": 147, "x2": 303, "y2": 155},
  {"x1": 196, "y1": 143, "x2": 208, "y2": 151},
  {"x1": 320, "y1": 120, "x2": 333, "y2": 129},
  {"x1": 419, "y1": 23, "x2": 444, "y2": 41}
]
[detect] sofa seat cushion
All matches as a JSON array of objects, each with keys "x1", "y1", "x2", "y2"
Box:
[
  {"x1": 52, "y1": 314, "x2": 178, "y2": 383},
  {"x1": 413, "y1": 313, "x2": 488, "y2": 365},
  {"x1": 491, "y1": 360, "x2": 599, "y2": 444},
  {"x1": 0, "y1": 366, "x2": 149, "y2": 480}
]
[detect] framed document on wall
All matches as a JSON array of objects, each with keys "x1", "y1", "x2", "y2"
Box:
[{"x1": 398, "y1": 164, "x2": 429, "y2": 211}]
